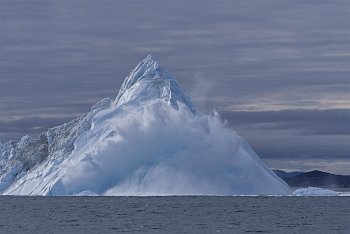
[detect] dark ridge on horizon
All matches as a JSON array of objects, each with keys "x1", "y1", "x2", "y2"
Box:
[{"x1": 274, "y1": 169, "x2": 350, "y2": 188}]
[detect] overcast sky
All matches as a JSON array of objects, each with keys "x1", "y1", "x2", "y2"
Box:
[{"x1": 0, "y1": 0, "x2": 349, "y2": 174}]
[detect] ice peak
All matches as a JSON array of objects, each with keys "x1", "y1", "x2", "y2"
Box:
[
  {"x1": 143, "y1": 53, "x2": 159, "y2": 66},
  {"x1": 114, "y1": 55, "x2": 196, "y2": 113},
  {"x1": 133, "y1": 54, "x2": 161, "y2": 75},
  {"x1": 126, "y1": 54, "x2": 171, "y2": 82}
]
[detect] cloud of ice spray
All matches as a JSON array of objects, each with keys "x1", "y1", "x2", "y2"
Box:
[
  {"x1": 61, "y1": 100, "x2": 290, "y2": 195},
  {"x1": 190, "y1": 71, "x2": 217, "y2": 112}
]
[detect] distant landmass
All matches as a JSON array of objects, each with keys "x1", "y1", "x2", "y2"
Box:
[
  {"x1": 273, "y1": 170, "x2": 350, "y2": 188},
  {"x1": 273, "y1": 170, "x2": 303, "y2": 179}
]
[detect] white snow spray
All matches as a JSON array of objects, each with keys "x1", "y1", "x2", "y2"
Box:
[
  {"x1": 190, "y1": 71, "x2": 217, "y2": 112},
  {"x1": 61, "y1": 100, "x2": 290, "y2": 195}
]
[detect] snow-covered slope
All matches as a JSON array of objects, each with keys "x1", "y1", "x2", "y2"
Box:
[
  {"x1": 0, "y1": 55, "x2": 291, "y2": 195},
  {"x1": 0, "y1": 98, "x2": 112, "y2": 195}
]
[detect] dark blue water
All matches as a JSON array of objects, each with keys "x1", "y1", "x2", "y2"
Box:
[{"x1": 0, "y1": 196, "x2": 349, "y2": 233}]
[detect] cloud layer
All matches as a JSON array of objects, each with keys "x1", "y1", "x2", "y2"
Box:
[{"x1": 0, "y1": 0, "x2": 349, "y2": 173}]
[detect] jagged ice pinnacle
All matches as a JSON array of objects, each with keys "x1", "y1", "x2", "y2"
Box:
[{"x1": 114, "y1": 54, "x2": 196, "y2": 114}]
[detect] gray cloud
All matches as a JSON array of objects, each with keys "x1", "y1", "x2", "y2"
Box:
[
  {"x1": 220, "y1": 109, "x2": 350, "y2": 136},
  {"x1": 0, "y1": 116, "x2": 75, "y2": 141},
  {"x1": 217, "y1": 109, "x2": 350, "y2": 161}
]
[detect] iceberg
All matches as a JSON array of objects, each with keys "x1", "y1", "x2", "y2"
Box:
[
  {"x1": 0, "y1": 55, "x2": 291, "y2": 196},
  {"x1": 293, "y1": 187, "x2": 350, "y2": 196}
]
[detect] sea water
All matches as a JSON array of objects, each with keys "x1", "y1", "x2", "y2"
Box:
[{"x1": 0, "y1": 196, "x2": 348, "y2": 233}]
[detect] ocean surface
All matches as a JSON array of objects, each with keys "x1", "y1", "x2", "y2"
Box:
[{"x1": 0, "y1": 196, "x2": 349, "y2": 233}]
